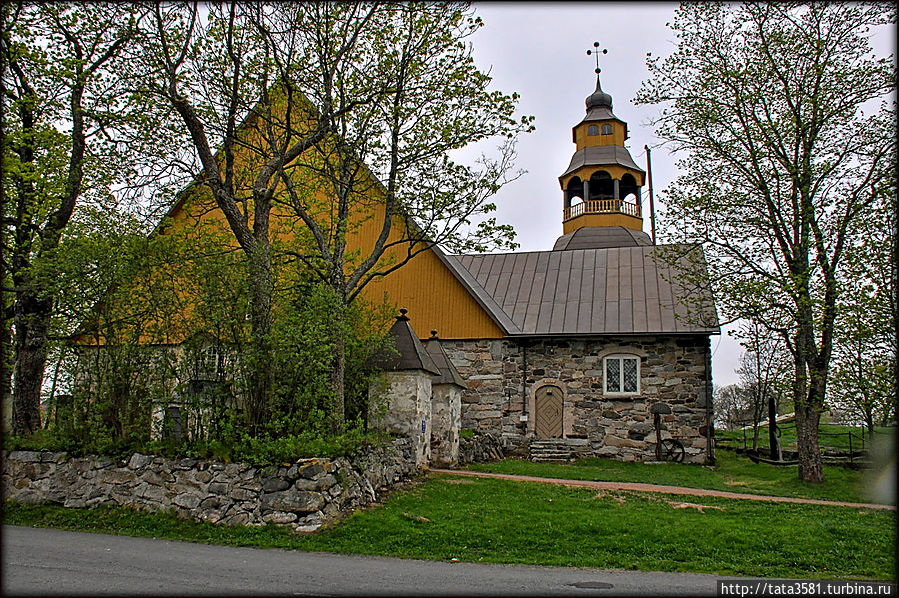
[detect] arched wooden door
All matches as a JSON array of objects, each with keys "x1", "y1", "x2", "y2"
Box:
[{"x1": 534, "y1": 384, "x2": 563, "y2": 438}]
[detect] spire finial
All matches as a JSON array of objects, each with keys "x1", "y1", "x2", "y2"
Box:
[
  {"x1": 429, "y1": 330, "x2": 439, "y2": 339},
  {"x1": 586, "y1": 41, "x2": 608, "y2": 75},
  {"x1": 397, "y1": 307, "x2": 409, "y2": 322}
]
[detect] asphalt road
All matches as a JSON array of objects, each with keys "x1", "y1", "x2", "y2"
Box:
[{"x1": 3, "y1": 525, "x2": 739, "y2": 596}]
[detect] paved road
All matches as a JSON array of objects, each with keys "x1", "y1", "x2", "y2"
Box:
[{"x1": 3, "y1": 525, "x2": 741, "y2": 596}]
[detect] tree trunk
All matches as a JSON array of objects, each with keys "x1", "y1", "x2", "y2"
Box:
[
  {"x1": 12, "y1": 292, "x2": 52, "y2": 436},
  {"x1": 768, "y1": 391, "x2": 780, "y2": 460},
  {"x1": 329, "y1": 293, "x2": 348, "y2": 433},
  {"x1": 795, "y1": 403, "x2": 823, "y2": 483},
  {"x1": 245, "y1": 248, "x2": 274, "y2": 436},
  {"x1": 865, "y1": 409, "x2": 874, "y2": 441},
  {"x1": 330, "y1": 331, "x2": 346, "y2": 433}
]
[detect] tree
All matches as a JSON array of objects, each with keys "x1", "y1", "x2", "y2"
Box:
[
  {"x1": 268, "y1": 4, "x2": 531, "y2": 428},
  {"x1": 714, "y1": 384, "x2": 750, "y2": 430},
  {"x1": 636, "y1": 2, "x2": 895, "y2": 482},
  {"x1": 829, "y1": 193, "x2": 896, "y2": 435},
  {"x1": 734, "y1": 318, "x2": 790, "y2": 455},
  {"x1": 136, "y1": 3, "x2": 531, "y2": 432},
  {"x1": 1, "y1": 3, "x2": 146, "y2": 435}
]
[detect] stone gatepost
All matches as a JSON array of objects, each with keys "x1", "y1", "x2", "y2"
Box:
[
  {"x1": 424, "y1": 331, "x2": 466, "y2": 467},
  {"x1": 371, "y1": 371, "x2": 433, "y2": 467},
  {"x1": 368, "y1": 309, "x2": 440, "y2": 468}
]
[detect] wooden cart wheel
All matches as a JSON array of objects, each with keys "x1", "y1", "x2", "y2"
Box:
[{"x1": 661, "y1": 438, "x2": 685, "y2": 462}]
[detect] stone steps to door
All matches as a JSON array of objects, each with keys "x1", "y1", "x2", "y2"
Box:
[{"x1": 528, "y1": 440, "x2": 573, "y2": 462}]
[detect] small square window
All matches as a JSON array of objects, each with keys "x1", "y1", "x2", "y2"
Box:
[
  {"x1": 587, "y1": 124, "x2": 599, "y2": 136},
  {"x1": 604, "y1": 354, "x2": 640, "y2": 395},
  {"x1": 601, "y1": 124, "x2": 613, "y2": 135}
]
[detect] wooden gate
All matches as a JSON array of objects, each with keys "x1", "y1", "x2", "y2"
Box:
[{"x1": 534, "y1": 384, "x2": 563, "y2": 438}]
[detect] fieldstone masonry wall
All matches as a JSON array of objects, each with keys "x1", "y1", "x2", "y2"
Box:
[
  {"x1": 369, "y1": 371, "x2": 432, "y2": 467},
  {"x1": 430, "y1": 384, "x2": 461, "y2": 467},
  {"x1": 2, "y1": 437, "x2": 419, "y2": 532},
  {"x1": 442, "y1": 336, "x2": 712, "y2": 463}
]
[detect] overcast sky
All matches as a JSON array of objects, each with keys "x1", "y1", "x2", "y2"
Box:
[{"x1": 464, "y1": 3, "x2": 894, "y2": 389}]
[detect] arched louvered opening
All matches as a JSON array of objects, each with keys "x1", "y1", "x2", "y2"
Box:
[{"x1": 588, "y1": 170, "x2": 614, "y2": 201}]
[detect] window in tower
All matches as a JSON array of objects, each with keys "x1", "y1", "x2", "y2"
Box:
[
  {"x1": 587, "y1": 124, "x2": 599, "y2": 136},
  {"x1": 601, "y1": 124, "x2": 613, "y2": 135}
]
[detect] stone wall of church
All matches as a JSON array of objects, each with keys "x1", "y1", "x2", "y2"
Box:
[{"x1": 441, "y1": 336, "x2": 712, "y2": 464}]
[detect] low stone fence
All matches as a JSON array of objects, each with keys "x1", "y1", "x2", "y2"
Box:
[
  {"x1": 2, "y1": 437, "x2": 419, "y2": 532},
  {"x1": 457, "y1": 431, "x2": 504, "y2": 466}
]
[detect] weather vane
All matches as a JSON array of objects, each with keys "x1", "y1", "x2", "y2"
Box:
[{"x1": 586, "y1": 41, "x2": 608, "y2": 74}]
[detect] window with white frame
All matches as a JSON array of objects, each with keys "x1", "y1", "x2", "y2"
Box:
[{"x1": 604, "y1": 354, "x2": 640, "y2": 395}]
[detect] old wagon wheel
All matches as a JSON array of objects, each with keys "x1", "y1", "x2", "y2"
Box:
[{"x1": 660, "y1": 438, "x2": 685, "y2": 462}]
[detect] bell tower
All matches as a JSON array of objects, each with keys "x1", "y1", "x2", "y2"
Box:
[{"x1": 559, "y1": 43, "x2": 646, "y2": 236}]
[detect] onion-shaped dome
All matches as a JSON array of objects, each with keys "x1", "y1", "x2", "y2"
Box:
[{"x1": 586, "y1": 75, "x2": 613, "y2": 110}]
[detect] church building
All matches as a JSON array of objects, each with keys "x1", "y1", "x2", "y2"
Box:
[
  {"x1": 106, "y1": 59, "x2": 719, "y2": 465},
  {"x1": 401, "y1": 72, "x2": 720, "y2": 464}
]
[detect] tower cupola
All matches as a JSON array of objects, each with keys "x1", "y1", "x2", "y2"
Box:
[
  {"x1": 585, "y1": 75, "x2": 613, "y2": 111},
  {"x1": 557, "y1": 43, "x2": 647, "y2": 239}
]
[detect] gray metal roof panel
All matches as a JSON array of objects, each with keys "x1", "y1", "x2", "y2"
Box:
[
  {"x1": 453, "y1": 244, "x2": 719, "y2": 336},
  {"x1": 560, "y1": 145, "x2": 646, "y2": 179}
]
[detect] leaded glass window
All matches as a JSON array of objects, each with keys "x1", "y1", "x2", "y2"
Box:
[
  {"x1": 606, "y1": 359, "x2": 620, "y2": 392},
  {"x1": 604, "y1": 354, "x2": 640, "y2": 395}
]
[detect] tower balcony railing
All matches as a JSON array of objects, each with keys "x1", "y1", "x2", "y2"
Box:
[{"x1": 563, "y1": 198, "x2": 641, "y2": 221}]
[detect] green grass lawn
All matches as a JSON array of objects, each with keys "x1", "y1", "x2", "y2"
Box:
[
  {"x1": 6, "y1": 474, "x2": 895, "y2": 580},
  {"x1": 465, "y1": 449, "x2": 888, "y2": 504}
]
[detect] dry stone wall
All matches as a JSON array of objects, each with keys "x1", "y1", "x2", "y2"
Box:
[
  {"x1": 442, "y1": 336, "x2": 712, "y2": 463},
  {"x1": 2, "y1": 437, "x2": 419, "y2": 532}
]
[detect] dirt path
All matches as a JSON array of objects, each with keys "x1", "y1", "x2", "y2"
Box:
[{"x1": 429, "y1": 468, "x2": 896, "y2": 511}]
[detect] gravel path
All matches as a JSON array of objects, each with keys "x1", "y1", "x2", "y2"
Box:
[{"x1": 430, "y1": 468, "x2": 896, "y2": 511}]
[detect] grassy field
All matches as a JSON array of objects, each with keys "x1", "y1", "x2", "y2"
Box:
[
  {"x1": 465, "y1": 449, "x2": 887, "y2": 504},
  {"x1": 5, "y1": 473, "x2": 895, "y2": 580}
]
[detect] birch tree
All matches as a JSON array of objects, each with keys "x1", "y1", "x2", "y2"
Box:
[{"x1": 636, "y1": 2, "x2": 896, "y2": 481}]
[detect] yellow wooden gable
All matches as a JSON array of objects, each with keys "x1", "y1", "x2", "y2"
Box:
[{"x1": 152, "y1": 141, "x2": 505, "y2": 342}]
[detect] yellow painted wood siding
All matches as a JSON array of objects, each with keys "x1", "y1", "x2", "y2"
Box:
[
  {"x1": 347, "y1": 202, "x2": 504, "y2": 340},
  {"x1": 574, "y1": 120, "x2": 627, "y2": 148},
  {"x1": 562, "y1": 212, "x2": 643, "y2": 234},
  {"x1": 87, "y1": 88, "x2": 504, "y2": 344}
]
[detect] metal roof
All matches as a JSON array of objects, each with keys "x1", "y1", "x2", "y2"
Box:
[
  {"x1": 454, "y1": 245, "x2": 719, "y2": 336},
  {"x1": 553, "y1": 226, "x2": 652, "y2": 251},
  {"x1": 560, "y1": 146, "x2": 646, "y2": 179}
]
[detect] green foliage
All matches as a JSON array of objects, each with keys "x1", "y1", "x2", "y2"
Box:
[{"x1": 20, "y1": 204, "x2": 396, "y2": 461}]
